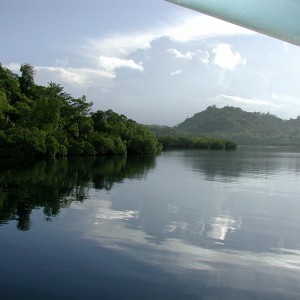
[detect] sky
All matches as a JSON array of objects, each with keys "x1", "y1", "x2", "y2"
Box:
[{"x1": 2, "y1": 0, "x2": 300, "y2": 125}]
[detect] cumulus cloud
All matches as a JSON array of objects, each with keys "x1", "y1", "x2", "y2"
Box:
[
  {"x1": 167, "y1": 48, "x2": 210, "y2": 64},
  {"x1": 4, "y1": 14, "x2": 256, "y2": 104},
  {"x1": 197, "y1": 50, "x2": 210, "y2": 65},
  {"x1": 83, "y1": 15, "x2": 254, "y2": 62},
  {"x1": 167, "y1": 48, "x2": 193, "y2": 60},
  {"x1": 170, "y1": 69, "x2": 183, "y2": 76},
  {"x1": 65, "y1": 14, "x2": 254, "y2": 94},
  {"x1": 213, "y1": 43, "x2": 246, "y2": 70},
  {"x1": 98, "y1": 56, "x2": 143, "y2": 72}
]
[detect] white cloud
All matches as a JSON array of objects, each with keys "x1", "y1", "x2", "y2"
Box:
[
  {"x1": 33, "y1": 66, "x2": 116, "y2": 95},
  {"x1": 271, "y1": 93, "x2": 295, "y2": 101},
  {"x1": 36, "y1": 66, "x2": 114, "y2": 85},
  {"x1": 167, "y1": 48, "x2": 193, "y2": 60},
  {"x1": 167, "y1": 48, "x2": 210, "y2": 64},
  {"x1": 98, "y1": 56, "x2": 143, "y2": 72},
  {"x1": 166, "y1": 15, "x2": 254, "y2": 42},
  {"x1": 66, "y1": 14, "x2": 254, "y2": 94},
  {"x1": 4, "y1": 63, "x2": 21, "y2": 73},
  {"x1": 5, "y1": 63, "x2": 116, "y2": 92},
  {"x1": 214, "y1": 94, "x2": 286, "y2": 108},
  {"x1": 197, "y1": 50, "x2": 210, "y2": 65},
  {"x1": 170, "y1": 69, "x2": 183, "y2": 76},
  {"x1": 82, "y1": 15, "x2": 254, "y2": 62},
  {"x1": 82, "y1": 197, "x2": 300, "y2": 288},
  {"x1": 32, "y1": 57, "x2": 143, "y2": 94},
  {"x1": 4, "y1": 14, "x2": 257, "y2": 111},
  {"x1": 84, "y1": 33, "x2": 158, "y2": 59},
  {"x1": 213, "y1": 43, "x2": 246, "y2": 70}
]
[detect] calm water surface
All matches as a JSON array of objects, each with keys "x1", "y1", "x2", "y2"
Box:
[{"x1": 1, "y1": 146, "x2": 300, "y2": 299}]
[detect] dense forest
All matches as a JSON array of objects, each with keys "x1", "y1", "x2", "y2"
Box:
[
  {"x1": 157, "y1": 135, "x2": 237, "y2": 150},
  {"x1": 0, "y1": 63, "x2": 162, "y2": 157},
  {"x1": 149, "y1": 105, "x2": 300, "y2": 145}
]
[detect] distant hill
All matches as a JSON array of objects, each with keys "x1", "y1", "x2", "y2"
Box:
[{"x1": 149, "y1": 105, "x2": 300, "y2": 145}]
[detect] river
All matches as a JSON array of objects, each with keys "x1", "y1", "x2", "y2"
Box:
[{"x1": 1, "y1": 146, "x2": 300, "y2": 299}]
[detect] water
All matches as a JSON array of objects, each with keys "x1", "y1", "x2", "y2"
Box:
[{"x1": 1, "y1": 146, "x2": 300, "y2": 299}]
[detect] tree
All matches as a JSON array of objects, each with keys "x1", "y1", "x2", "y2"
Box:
[
  {"x1": 0, "y1": 62, "x2": 163, "y2": 157},
  {"x1": 0, "y1": 91, "x2": 10, "y2": 120},
  {"x1": 0, "y1": 64, "x2": 21, "y2": 103},
  {"x1": 19, "y1": 63, "x2": 35, "y2": 96}
]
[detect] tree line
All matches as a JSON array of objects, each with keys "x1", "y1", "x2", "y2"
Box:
[
  {"x1": 0, "y1": 63, "x2": 162, "y2": 157},
  {"x1": 158, "y1": 136, "x2": 237, "y2": 150},
  {"x1": 150, "y1": 105, "x2": 300, "y2": 145}
]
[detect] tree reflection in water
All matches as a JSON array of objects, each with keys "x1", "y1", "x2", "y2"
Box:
[{"x1": 0, "y1": 156, "x2": 156, "y2": 230}]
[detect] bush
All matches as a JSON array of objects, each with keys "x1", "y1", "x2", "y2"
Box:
[
  {"x1": 7, "y1": 127, "x2": 46, "y2": 157},
  {"x1": 82, "y1": 142, "x2": 96, "y2": 156},
  {"x1": 224, "y1": 141, "x2": 237, "y2": 150},
  {"x1": 45, "y1": 135, "x2": 60, "y2": 157},
  {"x1": 209, "y1": 140, "x2": 224, "y2": 150},
  {"x1": 68, "y1": 140, "x2": 84, "y2": 156}
]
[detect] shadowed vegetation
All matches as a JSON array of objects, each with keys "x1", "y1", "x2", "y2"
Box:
[
  {"x1": 0, "y1": 63, "x2": 162, "y2": 157},
  {"x1": 149, "y1": 105, "x2": 300, "y2": 146}
]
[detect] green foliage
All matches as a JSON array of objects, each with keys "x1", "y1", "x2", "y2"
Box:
[
  {"x1": 0, "y1": 63, "x2": 161, "y2": 157},
  {"x1": 110, "y1": 136, "x2": 127, "y2": 155},
  {"x1": 0, "y1": 91, "x2": 10, "y2": 118},
  {"x1": 224, "y1": 141, "x2": 237, "y2": 150},
  {"x1": 82, "y1": 142, "x2": 96, "y2": 156},
  {"x1": 6, "y1": 127, "x2": 47, "y2": 157},
  {"x1": 158, "y1": 135, "x2": 236, "y2": 150},
  {"x1": 151, "y1": 105, "x2": 300, "y2": 146},
  {"x1": 19, "y1": 63, "x2": 35, "y2": 97},
  {"x1": 210, "y1": 140, "x2": 224, "y2": 150},
  {"x1": 0, "y1": 64, "x2": 22, "y2": 103},
  {"x1": 91, "y1": 109, "x2": 162, "y2": 155},
  {"x1": 146, "y1": 125, "x2": 176, "y2": 136},
  {"x1": 45, "y1": 135, "x2": 60, "y2": 157}
]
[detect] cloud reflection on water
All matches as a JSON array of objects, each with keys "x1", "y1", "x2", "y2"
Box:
[{"x1": 76, "y1": 194, "x2": 300, "y2": 299}]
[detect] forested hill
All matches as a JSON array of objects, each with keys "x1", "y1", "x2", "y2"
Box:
[
  {"x1": 0, "y1": 63, "x2": 162, "y2": 157},
  {"x1": 150, "y1": 105, "x2": 300, "y2": 145}
]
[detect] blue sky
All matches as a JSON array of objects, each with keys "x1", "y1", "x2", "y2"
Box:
[{"x1": 2, "y1": 0, "x2": 300, "y2": 125}]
